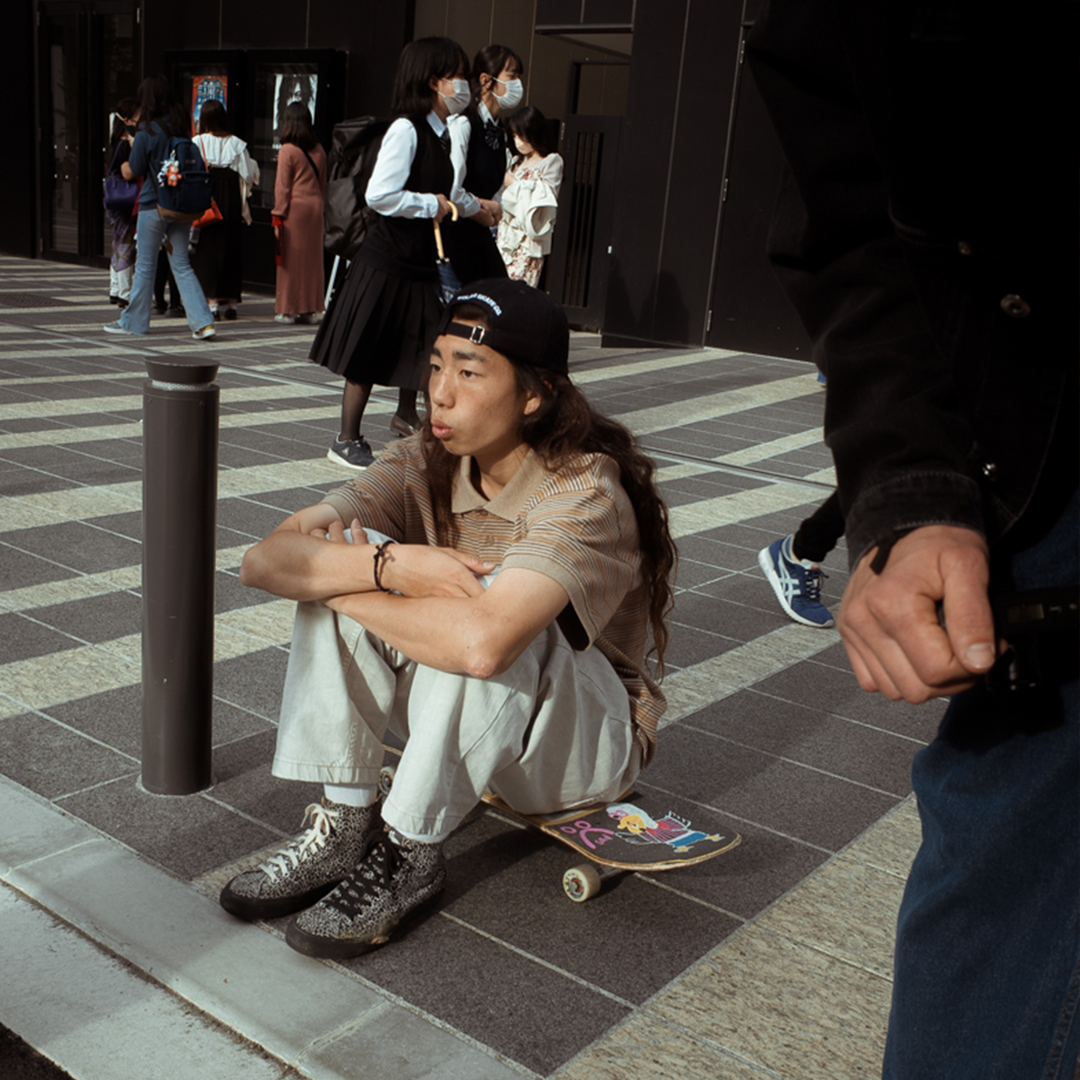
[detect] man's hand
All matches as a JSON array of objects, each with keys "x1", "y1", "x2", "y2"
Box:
[{"x1": 838, "y1": 525, "x2": 997, "y2": 703}]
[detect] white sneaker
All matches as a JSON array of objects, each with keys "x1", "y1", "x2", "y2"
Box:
[
  {"x1": 192, "y1": 325, "x2": 217, "y2": 340},
  {"x1": 274, "y1": 313, "x2": 296, "y2": 324}
]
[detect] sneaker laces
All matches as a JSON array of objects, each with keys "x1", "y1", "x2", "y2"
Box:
[
  {"x1": 327, "y1": 831, "x2": 404, "y2": 913},
  {"x1": 803, "y1": 566, "x2": 827, "y2": 603},
  {"x1": 258, "y1": 803, "x2": 340, "y2": 881}
]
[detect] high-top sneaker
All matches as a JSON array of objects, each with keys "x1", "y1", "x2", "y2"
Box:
[
  {"x1": 285, "y1": 828, "x2": 447, "y2": 959},
  {"x1": 220, "y1": 799, "x2": 382, "y2": 920}
]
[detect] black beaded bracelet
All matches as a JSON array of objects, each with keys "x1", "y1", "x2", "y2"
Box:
[{"x1": 372, "y1": 540, "x2": 396, "y2": 592}]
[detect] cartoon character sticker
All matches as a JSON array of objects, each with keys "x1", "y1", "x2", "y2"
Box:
[
  {"x1": 605, "y1": 803, "x2": 724, "y2": 853},
  {"x1": 558, "y1": 802, "x2": 725, "y2": 854}
]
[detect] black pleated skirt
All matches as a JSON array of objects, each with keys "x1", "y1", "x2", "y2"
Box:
[{"x1": 308, "y1": 259, "x2": 443, "y2": 389}]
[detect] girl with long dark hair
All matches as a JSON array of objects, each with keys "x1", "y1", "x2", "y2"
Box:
[
  {"x1": 308, "y1": 37, "x2": 474, "y2": 469},
  {"x1": 272, "y1": 102, "x2": 327, "y2": 323},
  {"x1": 442, "y1": 43, "x2": 524, "y2": 285},
  {"x1": 103, "y1": 75, "x2": 216, "y2": 340},
  {"x1": 497, "y1": 105, "x2": 564, "y2": 286},
  {"x1": 191, "y1": 100, "x2": 259, "y2": 320}
]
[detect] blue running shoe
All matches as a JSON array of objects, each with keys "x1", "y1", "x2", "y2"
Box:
[{"x1": 758, "y1": 535, "x2": 835, "y2": 628}]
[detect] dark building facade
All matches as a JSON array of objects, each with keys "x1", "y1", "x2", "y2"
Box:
[{"x1": 9, "y1": 0, "x2": 809, "y2": 358}]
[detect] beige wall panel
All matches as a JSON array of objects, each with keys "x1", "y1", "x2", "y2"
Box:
[
  {"x1": 413, "y1": 0, "x2": 450, "y2": 38},
  {"x1": 443, "y1": 4, "x2": 494, "y2": 57},
  {"x1": 489, "y1": 0, "x2": 536, "y2": 66},
  {"x1": 527, "y1": 34, "x2": 574, "y2": 123}
]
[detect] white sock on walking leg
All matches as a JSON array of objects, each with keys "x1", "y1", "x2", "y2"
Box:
[{"x1": 324, "y1": 783, "x2": 379, "y2": 808}]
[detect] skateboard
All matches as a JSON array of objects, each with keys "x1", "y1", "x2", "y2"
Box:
[{"x1": 378, "y1": 748, "x2": 741, "y2": 902}]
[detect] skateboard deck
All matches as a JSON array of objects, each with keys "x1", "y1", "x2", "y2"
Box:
[{"x1": 379, "y1": 746, "x2": 741, "y2": 901}]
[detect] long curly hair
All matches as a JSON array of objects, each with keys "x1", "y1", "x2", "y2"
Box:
[{"x1": 420, "y1": 305, "x2": 677, "y2": 675}]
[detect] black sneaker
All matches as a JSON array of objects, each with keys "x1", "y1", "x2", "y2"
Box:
[
  {"x1": 286, "y1": 829, "x2": 446, "y2": 959},
  {"x1": 327, "y1": 436, "x2": 375, "y2": 470},
  {"x1": 220, "y1": 799, "x2": 382, "y2": 921}
]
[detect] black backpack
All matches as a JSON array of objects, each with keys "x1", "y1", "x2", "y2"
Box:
[
  {"x1": 155, "y1": 135, "x2": 213, "y2": 222},
  {"x1": 323, "y1": 117, "x2": 392, "y2": 259}
]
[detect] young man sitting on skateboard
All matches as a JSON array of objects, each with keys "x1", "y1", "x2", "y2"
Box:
[{"x1": 221, "y1": 279, "x2": 677, "y2": 958}]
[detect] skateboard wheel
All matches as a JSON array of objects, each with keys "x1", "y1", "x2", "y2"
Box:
[
  {"x1": 378, "y1": 765, "x2": 396, "y2": 797},
  {"x1": 563, "y1": 863, "x2": 602, "y2": 903}
]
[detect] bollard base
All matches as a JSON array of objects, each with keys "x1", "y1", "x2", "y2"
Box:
[{"x1": 137, "y1": 774, "x2": 217, "y2": 798}]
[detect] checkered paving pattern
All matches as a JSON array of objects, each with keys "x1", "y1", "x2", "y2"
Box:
[{"x1": 0, "y1": 256, "x2": 942, "y2": 1078}]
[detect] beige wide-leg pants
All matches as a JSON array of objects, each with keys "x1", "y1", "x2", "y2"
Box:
[{"x1": 272, "y1": 535, "x2": 641, "y2": 841}]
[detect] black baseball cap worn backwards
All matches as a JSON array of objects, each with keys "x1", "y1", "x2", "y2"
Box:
[{"x1": 435, "y1": 278, "x2": 570, "y2": 375}]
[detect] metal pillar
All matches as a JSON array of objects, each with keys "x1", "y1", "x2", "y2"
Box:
[{"x1": 141, "y1": 357, "x2": 219, "y2": 795}]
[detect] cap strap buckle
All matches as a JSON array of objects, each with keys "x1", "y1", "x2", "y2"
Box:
[{"x1": 467, "y1": 324, "x2": 486, "y2": 345}]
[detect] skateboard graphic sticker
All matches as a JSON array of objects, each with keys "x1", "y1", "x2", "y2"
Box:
[{"x1": 533, "y1": 795, "x2": 741, "y2": 871}]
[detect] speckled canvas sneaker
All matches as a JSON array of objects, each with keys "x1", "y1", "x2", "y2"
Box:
[
  {"x1": 285, "y1": 829, "x2": 447, "y2": 959},
  {"x1": 220, "y1": 799, "x2": 382, "y2": 921}
]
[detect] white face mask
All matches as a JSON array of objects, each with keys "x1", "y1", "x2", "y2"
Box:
[
  {"x1": 495, "y1": 78, "x2": 523, "y2": 110},
  {"x1": 440, "y1": 79, "x2": 471, "y2": 115}
]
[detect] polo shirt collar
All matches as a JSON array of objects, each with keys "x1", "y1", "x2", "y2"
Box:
[{"x1": 451, "y1": 450, "x2": 548, "y2": 520}]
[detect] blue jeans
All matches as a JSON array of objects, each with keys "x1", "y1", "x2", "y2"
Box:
[
  {"x1": 883, "y1": 488, "x2": 1080, "y2": 1079},
  {"x1": 117, "y1": 208, "x2": 213, "y2": 335}
]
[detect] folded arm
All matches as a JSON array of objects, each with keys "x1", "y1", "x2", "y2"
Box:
[
  {"x1": 238, "y1": 504, "x2": 493, "y2": 602},
  {"x1": 324, "y1": 566, "x2": 569, "y2": 679}
]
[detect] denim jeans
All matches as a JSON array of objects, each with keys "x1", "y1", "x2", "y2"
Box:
[
  {"x1": 883, "y1": 488, "x2": 1080, "y2": 1079},
  {"x1": 117, "y1": 208, "x2": 213, "y2": 335}
]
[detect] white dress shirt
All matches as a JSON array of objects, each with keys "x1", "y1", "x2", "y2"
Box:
[
  {"x1": 366, "y1": 112, "x2": 471, "y2": 219},
  {"x1": 447, "y1": 101, "x2": 500, "y2": 219}
]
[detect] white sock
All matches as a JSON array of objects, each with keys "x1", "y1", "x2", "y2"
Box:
[
  {"x1": 383, "y1": 819, "x2": 451, "y2": 845},
  {"x1": 324, "y1": 783, "x2": 379, "y2": 808}
]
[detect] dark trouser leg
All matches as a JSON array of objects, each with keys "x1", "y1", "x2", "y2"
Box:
[{"x1": 792, "y1": 490, "x2": 844, "y2": 563}]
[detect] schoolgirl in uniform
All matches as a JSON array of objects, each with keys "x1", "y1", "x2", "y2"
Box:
[
  {"x1": 443, "y1": 43, "x2": 524, "y2": 286},
  {"x1": 309, "y1": 37, "x2": 471, "y2": 470}
]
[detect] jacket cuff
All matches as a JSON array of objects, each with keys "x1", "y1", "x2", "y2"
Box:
[{"x1": 844, "y1": 471, "x2": 985, "y2": 570}]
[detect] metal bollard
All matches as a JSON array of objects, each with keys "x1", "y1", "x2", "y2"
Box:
[{"x1": 141, "y1": 357, "x2": 219, "y2": 795}]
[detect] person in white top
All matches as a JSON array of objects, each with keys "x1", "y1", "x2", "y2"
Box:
[
  {"x1": 191, "y1": 100, "x2": 260, "y2": 320},
  {"x1": 308, "y1": 37, "x2": 481, "y2": 471},
  {"x1": 497, "y1": 106, "x2": 564, "y2": 287}
]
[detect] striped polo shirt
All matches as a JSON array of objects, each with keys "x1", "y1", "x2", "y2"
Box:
[{"x1": 321, "y1": 438, "x2": 665, "y2": 765}]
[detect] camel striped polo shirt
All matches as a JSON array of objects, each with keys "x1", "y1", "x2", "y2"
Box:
[{"x1": 320, "y1": 438, "x2": 665, "y2": 765}]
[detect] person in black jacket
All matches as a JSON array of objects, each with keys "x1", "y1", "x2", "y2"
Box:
[{"x1": 747, "y1": 3, "x2": 1078, "y2": 1078}]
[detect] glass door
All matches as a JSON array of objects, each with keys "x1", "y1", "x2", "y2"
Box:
[{"x1": 38, "y1": 1, "x2": 135, "y2": 263}]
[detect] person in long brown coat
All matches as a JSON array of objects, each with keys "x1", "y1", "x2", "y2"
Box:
[{"x1": 272, "y1": 102, "x2": 327, "y2": 323}]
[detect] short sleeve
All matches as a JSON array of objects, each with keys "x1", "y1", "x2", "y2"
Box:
[
  {"x1": 501, "y1": 457, "x2": 641, "y2": 646},
  {"x1": 319, "y1": 440, "x2": 414, "y2": 541}
]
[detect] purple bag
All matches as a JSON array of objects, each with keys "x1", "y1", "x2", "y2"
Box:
[{"x1": 103, "y1": 144, "x2": 139, "y2": 215}]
